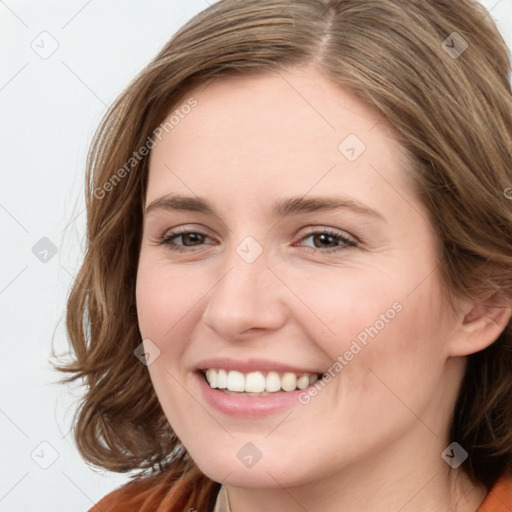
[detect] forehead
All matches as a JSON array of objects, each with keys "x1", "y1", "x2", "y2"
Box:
[
  {"x1": 158, "y1": 68, "x2": 397, "y2": 148},
  {"x1": 146, "y1": 68, "x2": 414, "y2": 215}
]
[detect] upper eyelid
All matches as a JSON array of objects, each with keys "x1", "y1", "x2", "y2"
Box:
[{"x1": 159, "y1": 225, "x2": 355, "y2": 238}]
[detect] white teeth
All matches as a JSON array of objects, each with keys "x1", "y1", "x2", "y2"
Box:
[
  {"x1": 226, "y1": 370, "x2": 245, "y2": 392},
  {"x1": 217, "y1": 369, "x2": 227, "y2": 388},
  {"x1": 266, "y1": 371, "x2": 281, "y2": 392},
  {"x1": 245, "y1": 371, "x2": 266, "y2": 392},
  {"x1": 206, "y1": 369, "x2": 217, "y2": 388},
  {"x1": 281, "y1": 372, "x2": 297, "y2": 392},
  {"x1": 204, "y1": 369, "x2": 320, "y2": 393},
  {"x1": 297, "y1": 375, "x2": 310, "y2": 389}
]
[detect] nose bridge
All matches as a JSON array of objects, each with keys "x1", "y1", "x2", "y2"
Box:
[{"x1": 201, "y1": 238, "x2": 286, "y2": 338}]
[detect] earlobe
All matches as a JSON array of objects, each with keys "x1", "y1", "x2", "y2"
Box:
[{"x1": 451, "y1": 293, "x2": 512, "y2": 357}]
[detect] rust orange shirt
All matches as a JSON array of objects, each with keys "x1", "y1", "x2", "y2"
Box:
[{"x1": 477, "y1": 474, "x2": 512, "y2": 512}]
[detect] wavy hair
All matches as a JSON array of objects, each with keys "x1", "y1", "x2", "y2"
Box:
[{"x1": 54, "y1": 0, "x2": 512, "y2": 509}]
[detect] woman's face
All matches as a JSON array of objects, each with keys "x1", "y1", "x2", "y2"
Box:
[{"x1": 136, "y1": 68, "x2": 467, "y2": 489}]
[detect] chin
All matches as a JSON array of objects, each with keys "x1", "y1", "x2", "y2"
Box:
[{"x1": 192, "y1": 452, "x2": 295, "y2": 488}]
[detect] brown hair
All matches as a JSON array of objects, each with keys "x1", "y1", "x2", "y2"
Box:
[{"x1": 54, "y1": 0, "x2": 512, "y2": 508}]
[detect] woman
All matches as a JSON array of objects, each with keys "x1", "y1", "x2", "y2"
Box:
[{"x1": 56, "y1": 0, "x2": 512, "y2": 510}]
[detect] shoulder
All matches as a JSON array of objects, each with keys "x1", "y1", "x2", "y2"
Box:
[
  {"x1": 88, "y1": 477, "x2": 161, "y2": 512},
  {"x1": 477, "y1": 472, "x2": 512, "y2": 512},
  {"x1": 87, "y1": 468, "x2": 220, "y2": 512}
]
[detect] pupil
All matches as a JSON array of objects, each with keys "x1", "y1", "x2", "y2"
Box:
[
  {"x1": 184, "y1": 233, "x2": 203, "y2": 246},
  {"x1": 315, "y1": 234, "x2": 335, "y2": 248}
]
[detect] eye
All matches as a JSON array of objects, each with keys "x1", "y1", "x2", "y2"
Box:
[
  {"x1": 157, "y1": 229, "x2": 214, "y2": 252},
  {"x1": 296, "y1": 228, "x2": 357, "y2": 253},
  {"x1": 156, "y1": 227, "x2": 357, "y2": 254}
]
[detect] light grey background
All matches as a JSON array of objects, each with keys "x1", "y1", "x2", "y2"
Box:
[{"x1": 1, "y1": 1, "x2": 510, "y2": 511}]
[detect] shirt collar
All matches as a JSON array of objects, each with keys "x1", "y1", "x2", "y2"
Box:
[{"x1": 213, "y1": 485, "x2": 231, "y2": 512}]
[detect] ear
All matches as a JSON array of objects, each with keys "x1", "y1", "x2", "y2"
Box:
[{"x1": 448, "y1": 292, "x2": 512, "y2": 357}]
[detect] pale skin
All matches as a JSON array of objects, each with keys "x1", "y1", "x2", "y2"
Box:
[{"x1": 135, "y1": 67, "x2": 511, "y2": 512}]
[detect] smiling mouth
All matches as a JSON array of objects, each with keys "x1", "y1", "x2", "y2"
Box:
[{"x1": 200, "y1": 368, "x2": 323, "y2": 396}]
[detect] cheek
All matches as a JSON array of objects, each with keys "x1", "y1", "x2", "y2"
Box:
[
  {"x1": 135, "y1": 257, "x2": 208, "y2": 341},
  {"x1": 302, "y1": 267, "x2": 446, "y2": 396},
  {"x1": 135, "y1": 260, "x2": 201, "y2": 421},
  {"x1": 341, "y1": 293, "x2": 449, "y2": 425},
  {"x1": 296, "y1": 269, "x2": 406, "y2": 358}
]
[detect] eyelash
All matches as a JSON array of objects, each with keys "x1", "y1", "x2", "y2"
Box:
[{"x1": 156, "y1": 228, "x2": 357, "y2": 254}]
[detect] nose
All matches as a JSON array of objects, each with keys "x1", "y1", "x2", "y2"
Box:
[{"x1": 201, "y1": 246, "x2": 288, "y2": 340}]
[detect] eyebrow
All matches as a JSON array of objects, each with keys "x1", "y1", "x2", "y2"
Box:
[{"x1": 144, "y1": 193, "x2": 386, "y2": 222}]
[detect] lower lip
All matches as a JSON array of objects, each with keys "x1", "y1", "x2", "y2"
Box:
[{"x1": 195, "y1": 371, "x2": 311, "y2": 417}]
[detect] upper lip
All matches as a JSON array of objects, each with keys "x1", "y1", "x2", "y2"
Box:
[{"x1": 196, "y1": 357, "x2": 324, "y2": 375}]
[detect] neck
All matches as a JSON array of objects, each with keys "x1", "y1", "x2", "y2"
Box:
[{"x1": 224, "y1": 426, "x2": 488, "y2": 512}]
